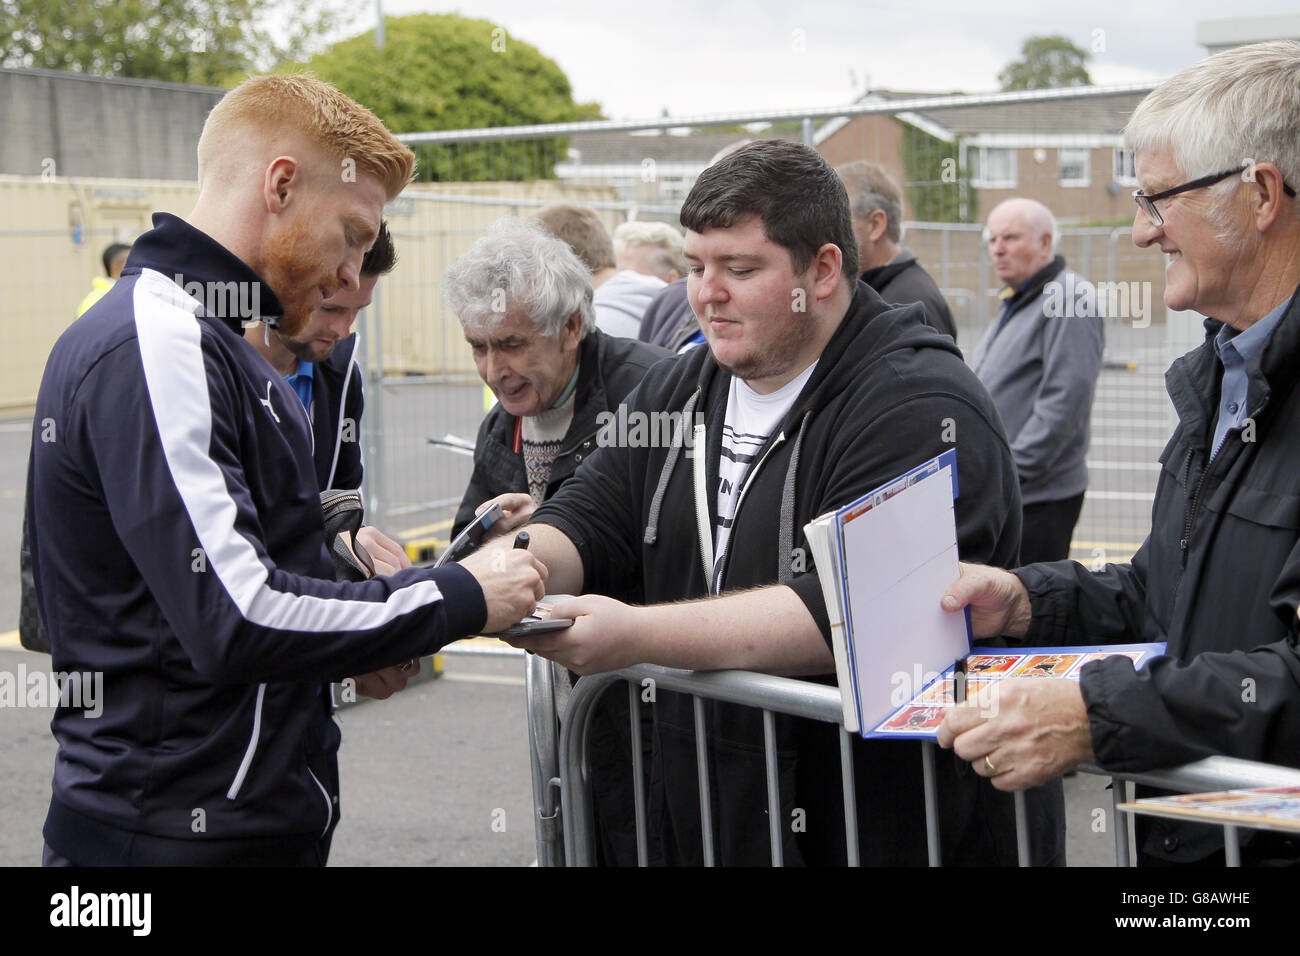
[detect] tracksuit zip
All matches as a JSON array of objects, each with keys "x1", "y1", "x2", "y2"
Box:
[
  {"x1": 306, "y1": 765, "x2": 334, "y2": 839},
  {"x1": 226, "y1": 683, "x2": 267, "y2": 799}
]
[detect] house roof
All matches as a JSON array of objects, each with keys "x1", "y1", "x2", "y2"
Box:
[
  {"x1": 903, "y1": 90, "x2": 1146, "y2": 135},
  {"x1": 564, "y1": 129, "x2": 787, "y2": 167},
  {"x1": 816, "y1": 88, "x2": 1148, "y2": 144}
]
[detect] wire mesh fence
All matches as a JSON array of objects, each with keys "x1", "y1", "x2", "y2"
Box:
[
  {"x1": 0, "y1": 84, "x2": 1171, "y2": 564},
  {"x1": 363, "y1": 82, "x2": 1166, "y2": 563}
]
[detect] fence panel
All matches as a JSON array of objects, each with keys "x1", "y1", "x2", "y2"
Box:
[
  {"x1": 3, "y1": 87, "x2": 1172, "y2": 571},
  {"x1": 542, "y1": 664, "x2": 1300, "y2": 867}
]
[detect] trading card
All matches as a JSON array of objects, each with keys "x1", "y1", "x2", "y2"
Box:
[
  {"x1": 1220, "y1": 799, "x2": 1300, "y2": 817},
  {"x1": 917, "y1": 679, "x2": 955, "y2": 704},
  {"x1": 1009, "y1": 654, "x2": 1081, "y2": 678},
  {"x1": 906, "y1": 461, "x2": 940, "y2": 486},
  {"x1": 879, "y1": 705, "x2": 946, "y2": 733},
  {"x1": 1167, "y1": 791, "x2": 1256, "y2": 806},
  {"x1": 843, "y1": 497, "x2": 873, "y2": 522},
  {"x1": 1258, "y1": 786, "x2": 1300, "y2": 797},
  {"x1": 1066, "y1": 650, "x2": 1149, "y2": 681},
  {"x1": 964, "y1": 654, "x2": 1022, "y2": 676}
]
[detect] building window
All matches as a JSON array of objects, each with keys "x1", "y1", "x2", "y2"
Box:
[
  {"x1": 967, "y1": 147, "x2": 1016, "y2": 189},
  {"x1": 1113, "y1": 147, "x2": 1138, "y2": 186},
  {"x1": 658, "y1": 175, "x2": 694, "y2": 202},
  {"x1": 1060, "y1": 148, "x2": 1091, "y2": 187}
]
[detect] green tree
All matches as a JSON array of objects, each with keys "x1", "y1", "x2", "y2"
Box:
[
  {"x1": 0, "y1": 0, "x2": 350, "y2": 86},
  {"x1": 303, "y1": 14, "x2": 603, "y2": 182},
  {"x1": 998, "y1": 35, "x2": 1092, "y2": 91}
]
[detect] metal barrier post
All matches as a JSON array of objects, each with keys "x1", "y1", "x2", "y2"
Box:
[
  {"x1": 921, "y1": 742, "x2": 941, "y2": 866},
  {"x1": 762, "y1": 709, "x2": 783, "y2": 866},
  {"x1": 1110, "y1": 776, "x2": 1131, "y2": 867},
  {"x1": 559, "y1": 672, "x2": 622, "y2": 866},
  {"x1": 524, "y1": 651, "x2": 563, "y2": 867},
  {"x1": 839, "y1": 728, "x2": 859, "y2": 867},
  {"x1": 1223, "y1": 825, "x2": 1241, "y2": 867},
  {"x1": 1013, "y1": 790, "x2": 1030, "y2": 867},
  {"x1": 627, "y1": 681, "x2": 649, "y2": 867},
  {"x1": 693, "y1": 695, "x2": 716, "y2": 867}
]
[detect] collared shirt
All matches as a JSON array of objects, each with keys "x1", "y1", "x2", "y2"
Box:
[
  {"x1": 978, "y1": 255, "x2": 1067, "y2": 357},
  {"x1": 1211, "y1": 294, "x2": 1294, "y2": 458},
  {"x1": 285, "y1": 357, "x2": 319, "y2": 697},
  {"x1": 550, "y1": 360, "x2": 581, "y2": 410},
  {"x1": 284, "y1": 359, "x2": 314, "y2": 412}
]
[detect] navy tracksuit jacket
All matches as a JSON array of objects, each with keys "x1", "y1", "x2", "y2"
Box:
[{"x1": 29, "y1": 213, "x2": 486, "y2": 864}]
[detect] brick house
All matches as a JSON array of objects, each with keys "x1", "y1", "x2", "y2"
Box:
[{"x1": 815, "y1": 89, "x2": 1150, "y2": 225}]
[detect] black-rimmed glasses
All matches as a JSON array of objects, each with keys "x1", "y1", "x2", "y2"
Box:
[{"x1": 1133, "y1": 165, "x2": 1296, "y2": 227}]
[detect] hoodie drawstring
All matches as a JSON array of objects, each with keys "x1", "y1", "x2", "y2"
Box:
[
  {"x1": 644, "y1": 388, "x2": 702, "y2": 546},
  {"x1": 778, "y1": 411, "x2": 812, "y2": 584}
]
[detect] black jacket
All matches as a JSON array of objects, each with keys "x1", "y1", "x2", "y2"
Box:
[
  {"x1": 29, "y1": 214, "x2": 487, "y2": 864},
  {"x1": 637, "y1": 279, "x2": 696, "y2": 351},
  {"x1": 1016, "y1": 291, "x2": 1300, "y2": 863},
  {"x1": 452, "y1": 329, "x2": 669, "y2": 537},
  {"x1": 312, "y1": 332, "x2": 364, "y2": 490},
  {"x1": 861, "y1": 249, "x2": 957, "y2": 342},
  {"x1": 533, "y1": 282, "x2": 1027, "y2": 865}
]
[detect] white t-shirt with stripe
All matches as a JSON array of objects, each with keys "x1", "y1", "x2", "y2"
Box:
[{"x1": 713, "y1": 361, "x2": 817, "y2": 588}]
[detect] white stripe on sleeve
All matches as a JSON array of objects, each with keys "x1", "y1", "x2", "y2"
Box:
[{"x1": 132, "y1": 268, "x2": 443, "y2": 633}]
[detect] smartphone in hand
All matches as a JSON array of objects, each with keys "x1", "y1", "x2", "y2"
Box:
[{"x1": 435, "y1": 502, "x2": 505, "y2": 567}]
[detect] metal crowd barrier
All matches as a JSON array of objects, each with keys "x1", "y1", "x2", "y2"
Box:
[
  {"x1": 436, "y1": 641, "x2": 568, "y2": 866},
  {"x1": 520, "y1": 658, "x2": 1300, "y2": 867}
]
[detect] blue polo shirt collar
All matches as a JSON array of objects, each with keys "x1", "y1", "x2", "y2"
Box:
[{"x1": 284, "y1": 359, "x2": 314, "y2": 411}]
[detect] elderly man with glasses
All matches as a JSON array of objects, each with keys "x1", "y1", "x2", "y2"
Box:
[{"x1": 938, "y1": 40, "x2": 1300, "y2": 866}]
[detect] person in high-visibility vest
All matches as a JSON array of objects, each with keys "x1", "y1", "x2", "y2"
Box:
[{"x1": 74, "y1": 242, "x2": 132, "y2": 317}]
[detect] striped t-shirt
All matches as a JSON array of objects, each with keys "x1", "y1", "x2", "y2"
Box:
[{"x1": 713, "y1": 361, "x2": 817, "y2": 589}]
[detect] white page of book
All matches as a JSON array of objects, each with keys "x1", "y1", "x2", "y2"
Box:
[{"x1": 839, "y1": 465, "x2": 968, "y2": 730}]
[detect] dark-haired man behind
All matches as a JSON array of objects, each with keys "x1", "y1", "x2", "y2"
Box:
[
  {"x1": 836, "y1": 160, "x2": 957, "y2": 341},
  {"x1": 243, "y1": 221, "x2": 411, "y2": 576},
  {"x1": 244, "y1": 221, "x2": 394, "y2": 494},
  {"x1": 484, "y1": 140, "x2": 1033, "y2": 864}
]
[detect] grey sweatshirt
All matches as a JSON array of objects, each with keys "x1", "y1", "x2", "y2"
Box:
[{"x1": 970, "y1": 257, "x2": 1104, "y2": 506}]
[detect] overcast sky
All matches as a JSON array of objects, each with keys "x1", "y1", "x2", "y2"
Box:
[{"x1": 363, "y1": 1, "x2": 1299, "y2": 120}]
